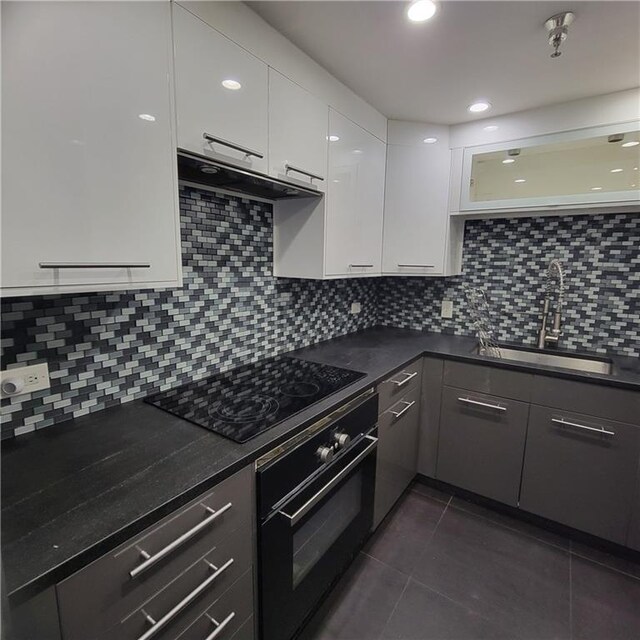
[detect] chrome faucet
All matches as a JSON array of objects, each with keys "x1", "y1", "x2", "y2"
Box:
[{"x1": 537, "y1": 259, "x2": 565, "y2": 349}]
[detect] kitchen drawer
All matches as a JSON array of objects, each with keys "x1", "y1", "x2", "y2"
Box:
[
  {"x1": 443, "y1": 361, "x2": 532, "y2": 402},
  {"x1": 520, "y1": 405, "x2": 640, "y2": 545},
  {"x1": 175, "y1": 569, "x2": 254, "y2": 640},
  {"x1": 373, "y1": 385, "x2": 421, "y2": 528},
  {"x1": 436, "y1": 386, "x2": 529, "y2": 506},
  {"x1": 530, "y1": 376, "x2": 640, "y2": 425},
  {"x1": 378, "y1": 358, "x2": 422, "y2": 413},
  {"x1": 58, "y1": 466, "x2": 253, "y2": 640},
  {"x1": 102, "y1": 530, "x2": 252, "y2": 640}
]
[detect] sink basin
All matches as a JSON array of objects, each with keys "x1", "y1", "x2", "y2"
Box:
[{"x1": 474, "y1": 345, "x2": 613, "y2": 375}]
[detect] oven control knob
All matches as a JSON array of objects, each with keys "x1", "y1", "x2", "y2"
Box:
[
  {"x1": 333, "y1": 432, "x2": 351, "y2": 448},
  {"x1": 316, "y1": 445, "x2": 335, "y2": 464}
]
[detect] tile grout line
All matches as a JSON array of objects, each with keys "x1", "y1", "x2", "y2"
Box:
[
  {"x1": 377, "y1": 571, "x2": 411, "y2": 640},
  {"x1": 569, "y1": 548, "x2": 640, "y2": 583}
]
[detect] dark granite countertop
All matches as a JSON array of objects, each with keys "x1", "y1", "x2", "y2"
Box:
[{"x1": 2, "y1": 327, "x2": 639, "y2": 603}]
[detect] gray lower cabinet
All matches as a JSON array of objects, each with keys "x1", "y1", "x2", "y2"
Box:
[
  {"x1": 417, "y1": 358, "x2": 444, "y2": 478},
  {"x1": 520, "y1": 405, "x2": 640, "y2": 545},
  {"x1": 436, "y1": 386, "x2": 529, "y2": 506},
  {"x1": 373, "y1": 384, "x2": 421, "y2": 528}
]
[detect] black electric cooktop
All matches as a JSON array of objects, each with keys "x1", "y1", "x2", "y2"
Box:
[{"x1": 145, "y1": 356, "x2": 366, "y2": 443}]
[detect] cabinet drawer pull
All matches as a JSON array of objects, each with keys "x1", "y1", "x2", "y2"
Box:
[
  {"x1": 389, "y1": 400, "x2": 416, "y2": 419},
  {"x1": 204, "y1": 612, "x2": 236, "y2": 640},
  {"x1": 349, "y1": 263, "x2": 374, "y2": 268},
  {"x1": 285, "y1": 164, "x2": 324, "y2": 182},
  {"x1": 389, "y1": 371, "x2": 418, "y2": 387},
  {"x1": 457, "y1": 397, "x2": 507, "y2": 412},
  {"x1": 137, "y1": 558, "x2": 234, "y2": 640},
  {"x1": 39, "y1": 262, "x2": 150, "y2": 269},
  {"x1": 130, "y1": 502, "x2": 232, "y2": 579},
  {"x1": 551, "y1": 417, "x2": 615, "y2": 437},
  {"x1": 203, "y1": 132, "x2": 264, "y2": 159},
  {"x1": 397, "y1": 264, "x2": 435, "y2": 268}
]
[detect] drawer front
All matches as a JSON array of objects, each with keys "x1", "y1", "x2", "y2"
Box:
[
  {"x1": 374, "y1": 385, "x2": 421, "y2": 528},
  {"x1": 437, "y1": 387, "x2": 529, "y2": 506},
  {"x1": 107, "y1": 530, "x2": 252, "y2": 640},
  {"x1": 520, "y1": 405, "x2": 640, "y2": 545},
  {"x1": 58, "y1": 466, "x2": 253, "y2": 640},
  {"x1": 175, "y1": 569, "x2": 254, "y2": 640},
  {"x1": 530, "y1": 376, "x2": 640, "y2": 425},
  {"x1": 378, "y1": 358, "x2": 422, "y2": 413},
  {"x1": 444, "y1": 361, "x2": 532, "y2": 402}
]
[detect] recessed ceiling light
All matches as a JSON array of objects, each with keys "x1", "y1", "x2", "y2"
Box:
[
  {"x1": 200, "y1": 164, "x2": 219, "y2": 175},
  {"x1": 502, "y1": 158, "x2": 515, "y2": 164},
  {"x1": 635, "y1": 167, "x2": 639, "y2": 171},
  {"x1": 138, "y1": 114, "x2": 156, "y2": 122},
  {"x1": 483, "y1": 125, "x2": 499, "y2": 132},
  {"x1": 221, "y1": 79, "x2": 242, "y2": 90},
  {"x1": 327, "y1": 135, "x2": 340, "y2": 142},
  {"x1": 332, "y1": 179, "x2": 340, "y2": 183},
  {"x1": 610, "y1": 168, "x2": 624, "y2": 173},
  {"x1": 407, "y1": 0, "x2": 437, "y2": 23},
  {"x1": 514, "y1": 178, "x2": 526, "y2": 183},
  {"x1": 468, "y1": 101, "x2": 491, "y2": 113},
  {"x1": 591, "y1": 186, "x2": 603, "y2": 191},
  {"x1": 352, "y1": 149, "x2": 363, "y2": 154},
  {"x1": 622, "y1": 141, "x2": 639, "y2": 148},
  {"x1": 423, "y1": 137, "x2": 438, "y2": 144}
]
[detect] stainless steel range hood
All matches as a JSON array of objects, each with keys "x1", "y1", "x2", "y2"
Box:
[{"x1": 177, "y1": 150, "x2": 323, "y2": 200}]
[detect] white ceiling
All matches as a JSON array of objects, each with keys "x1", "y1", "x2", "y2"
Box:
[{"x1": 247, "y1": 0, "x2": 640, "y2": 125}]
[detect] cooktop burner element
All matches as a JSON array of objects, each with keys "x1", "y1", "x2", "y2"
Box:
[{"x1": 145, "y1": 356, "x2": 366, "y2": 443}]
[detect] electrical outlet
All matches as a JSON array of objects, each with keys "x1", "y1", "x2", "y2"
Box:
[
  {"x1": 441, "y1": 300, "x2": 454, "y2": 319},
  {"x1": 350, "y1": 302, "x2": 362, "y2": 315},
  {"x1": 0, "y1": 363, "x2": 50, "y2": 399}
]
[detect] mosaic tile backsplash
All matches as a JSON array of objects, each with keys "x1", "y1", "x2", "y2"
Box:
[
  {"x1": 1, "y1": 190, "x2": 638, "y2": 439},
  {"x1": 378, "y1": 212, "x2": 639, "y2": 357}
]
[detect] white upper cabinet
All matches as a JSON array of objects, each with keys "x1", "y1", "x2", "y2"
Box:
[
  {"x1": 173, "y1": 4, "x2": 268, "y2": 174},
  {"x1": 324, "y1": 110, "x2": 386, "y2": 277},
  {"x1": 383, "y1": 122, "x2": 452, "y2": 276},
  {"x1": 268, "y1": 70, "x2": 328, "y2": 192},
  {"x1": 1, "y1": 1, "x2": 181, "y2": 296}
]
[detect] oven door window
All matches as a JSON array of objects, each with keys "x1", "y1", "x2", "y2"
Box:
[{"x1": 292, "y1": 470, "x2": 363, "y2": 588}]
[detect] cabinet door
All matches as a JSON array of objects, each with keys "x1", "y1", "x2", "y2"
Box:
[
  {"x1": 1, "y1": 1, "x2": 180, "y2": 293},
  {"x1": 173, "y1": 4, "x2": 268, "y2": 174},
  {"x1": 374, "y1": 385, "x2": 421, "y2": 528},
  {"x1": 520, "y1": 405, "x2": 640, "y2": 545},
  {"x1": 324, "y1": 110, "x2": 385, "y2": 277},
  {"x1": 383, "y1": 128, "x2": 451, "y2": 275},
  {"x1": 268, "y1": 70, "x2": 328, "y2": 192},
  {"x1": 437, "y1": 387, "x2": 529, "y2": 506}
]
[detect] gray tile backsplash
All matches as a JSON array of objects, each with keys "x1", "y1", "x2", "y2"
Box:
[{"x1": 1, "y1": 187, "x2": 638, "y2": 438}]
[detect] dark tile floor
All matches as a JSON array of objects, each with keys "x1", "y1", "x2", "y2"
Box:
[{"x1": 299, "y1": 483, "x2": 640, "y2": 640}]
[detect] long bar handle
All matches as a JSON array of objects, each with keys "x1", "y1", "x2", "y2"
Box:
[
  {"x1": 457, "y1": 397, "x2": 507, "y2": 412},
  {"x1": 203, "y1": 132, "x2": 264, "y2": 159},
  {"x1": 285, "y1": 164, "x2": 325, "y2": 182},
  {"x1": 389, "y1": 371, "x2": 418, "y2": 387},
  {"x1": 349, "y1": 263, "x2": 374, "y2": 268},
  {"x1": 551, "y1": 417, "x2": 615, "y2": 437},
  {"x1": 388, "y1": 400, "x2": 416, "y2": 419},
  {"x1": 204, "y1": 612, "x2": 236, "y2": 640},
  {"x1": 397, "y1": 264, "x2": 435, "y2": 268},
  {"x1": 130, "y1": 503, "x2": 232, "y2": 579},
  {"x1": 39, "y1": 262, "x2": 150, "y2": 269},
  {"x1": 137, "y1": 558, "x2": 234, "y2": 640},
  {"x1": 279, "y1": 435, "x2": 378, "y2": 526}
]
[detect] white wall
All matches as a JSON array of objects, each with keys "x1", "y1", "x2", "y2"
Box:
[{"x1": 176, "y1": 1, "x2": 388, "y2": 142}]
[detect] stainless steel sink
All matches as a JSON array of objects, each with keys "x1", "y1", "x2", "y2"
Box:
[{"x1": 475, "y1": 345, "x2": 613, "y2": 375}]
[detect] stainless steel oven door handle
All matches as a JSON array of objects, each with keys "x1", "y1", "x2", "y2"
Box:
[{"x1": 279, "y1": 435, "x2": 378, "y2": 527}]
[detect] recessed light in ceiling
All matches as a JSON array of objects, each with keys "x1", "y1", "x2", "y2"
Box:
[
  {"x1": 468, "y1": 101, "x2": 491, "y2": 113},
  {"x1": 622, "y1": 141, "x2": 639, "y2": 148},
  {"x1": 483, "y1": 125, "x2": 499, "y2": 132},
  {"x1": 407, "y1": 0, "x2": 437, "y2": 23},
  {"x1": 610, "y1": 168, "x2": 624, "y2": 173},
  {"x1": 502, "y1": 158, "x2": 515, "y2": 164},
  {"x1": 200, "y1": 164, "x2": 219, "y2": 174},
  {"x1": 423, "y1": 137, "x2": 438, "y2": 144},
  {"x1": 221, "y1": 79, "x2": 242, "y2": 90},
  {"x1": 352, "y1": 149, "x2": 363, "y2": 154},
  {"x1": 591, "y1": 186, "x2": 603, "y2": 191},
  {"x1": 138, "y1": 114, "x2": 156, "y2": 122},
  {"x1": 327, "y1": 135, "x2": 340, "y2": 142},
  {"x1": 514, "y1": 179, "x2": 526, "y2": 183}
]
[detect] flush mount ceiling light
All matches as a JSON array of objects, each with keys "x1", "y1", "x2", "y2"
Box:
[
  {"x1": 502, "y1": 158, "x2": 515, "y2": 164},
  {"x1": 483, "y1": 125, "x2": 499, "y2": 132},
  {"x1": 200, "y1": 164, "x2": 219, "y2": 174},
  {"x1": 423, "y1": 137, "x2": 438, "y2": 144},
  {"x1": 327, "y1": 135, "x2": 340, "y2": 142},
  {"x1": 221, "y1": 79, "x2": 242, "y2": 90},
  {"x1": 138, "y1": 114, "x2": 156, "y2": 122},
  {"x1": 622, "y1": 141, "x2": 640, "y2": 148},
  {"x1": 468, "y1": 101, "x2": 491, "y2": 113},
  {"x1": 610, "y1": 168, "x2": 624, "y2": 173},
  {"x1": 591, "y1": 186, "x2": 603, "y2": 191},
  {"x1": 514, "y1": 178, "x2": 526, "y2": 183},
  {"x1": 407, "y1": 0, "x2": 437, "y2": 23},
  {"x1": 545, "y1": 11, "x2": 575, "y2": 58}
]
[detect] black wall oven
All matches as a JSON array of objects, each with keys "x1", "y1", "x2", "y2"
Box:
[{"x1": 257, "y1": 391, "x2": 378, "y2": 640}]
